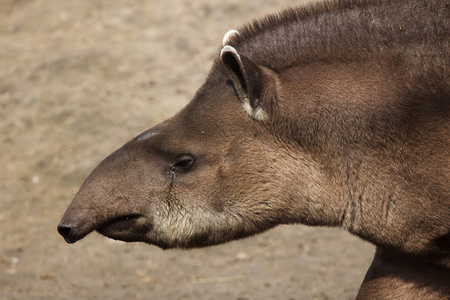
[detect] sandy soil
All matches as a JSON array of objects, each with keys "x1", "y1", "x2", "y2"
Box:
[{"x1": 0, "y1": 0, "x2": 374, "y2": 299}]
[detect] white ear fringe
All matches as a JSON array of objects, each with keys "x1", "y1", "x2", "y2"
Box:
[
  {"x1": 222, "y1": 29, "x2": 240, "y2": 46},
  {"x1": 220, "y1": 45, "x2": 240, "y2": 59}
]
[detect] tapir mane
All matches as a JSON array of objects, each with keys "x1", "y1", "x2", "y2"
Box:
[{"x1": 216, "y1": 0, "x2": 449, "y2": 85}]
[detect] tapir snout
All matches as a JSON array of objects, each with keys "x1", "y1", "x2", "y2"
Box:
[{"x1": 58, "y1": 140, "x2": 158, "y2": 244}]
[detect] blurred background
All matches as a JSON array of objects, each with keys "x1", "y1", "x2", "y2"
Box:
[{"x1": 0, "y1": 0, "x2": 374, "y2": 299}]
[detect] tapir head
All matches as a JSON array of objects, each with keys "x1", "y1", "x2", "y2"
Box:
[{"x1": 58, "y1": 35, "x2": 328, "y2": 249}]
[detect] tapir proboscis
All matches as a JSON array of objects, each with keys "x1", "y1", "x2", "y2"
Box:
[{"x1": 58, "y1": 0, "x2": 449, "y2": 298}]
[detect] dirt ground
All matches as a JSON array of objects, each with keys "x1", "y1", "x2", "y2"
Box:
[{"x1": 0, "y1": 0, "x2": 375, "y2": 299}]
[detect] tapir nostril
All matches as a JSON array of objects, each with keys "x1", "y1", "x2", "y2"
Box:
[{"x1": 57, "y1": 224, "x2": 75, "y2": 243}]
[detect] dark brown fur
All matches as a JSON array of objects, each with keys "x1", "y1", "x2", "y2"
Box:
[{"x1": 59, "y1": 0, "x2": 449, "y2": 298}]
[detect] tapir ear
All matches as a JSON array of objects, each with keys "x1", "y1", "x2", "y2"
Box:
[{"x1": 220, "y1": 46, "x2": 268, "y2": 113}]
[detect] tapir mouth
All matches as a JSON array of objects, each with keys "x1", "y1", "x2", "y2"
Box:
[{"x1": 96, "y1": 214, "x2": 149, "y2": 242}]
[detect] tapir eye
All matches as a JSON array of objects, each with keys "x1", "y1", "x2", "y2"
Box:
[{"x1": 171, "y1": 154, "x2": 196, "y2": 172}]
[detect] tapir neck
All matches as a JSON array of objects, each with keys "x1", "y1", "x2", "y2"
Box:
[{"x1": 273, "y1": 60, "x2": 450, "y2": 258}]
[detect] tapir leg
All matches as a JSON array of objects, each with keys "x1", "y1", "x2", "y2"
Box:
[{"x1": 356, "y1": 248, "x2": 450, "y2": 300}]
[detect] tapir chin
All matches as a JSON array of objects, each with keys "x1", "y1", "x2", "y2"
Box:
[{"x1": 58, "y1": 0, "x2": 449, "y2": 298}]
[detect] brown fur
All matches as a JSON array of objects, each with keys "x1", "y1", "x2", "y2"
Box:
[
  {"x1": 356, "y1": 248, "x2": 450, "y2": 299},
  {"x1": 59, "y1": 0, "x2": 449, "y2": 298}
]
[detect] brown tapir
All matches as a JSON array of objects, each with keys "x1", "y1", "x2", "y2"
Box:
[{"x1": 58, "y1": 0, "x2": 449, "y2": 298}]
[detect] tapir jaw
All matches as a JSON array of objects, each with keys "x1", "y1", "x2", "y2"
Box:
[{"x1": 95, "y1": 214, "x2": 150, "y2": 243}]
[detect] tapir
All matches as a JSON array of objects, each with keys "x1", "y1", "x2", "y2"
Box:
[{"x1": 58, "y1": 0, "x2": 449, "y2": 298}]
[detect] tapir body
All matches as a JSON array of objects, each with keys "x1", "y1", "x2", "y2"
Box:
[{"x1": 59, "y1": 0, "x2": 449, "y2": 298}]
